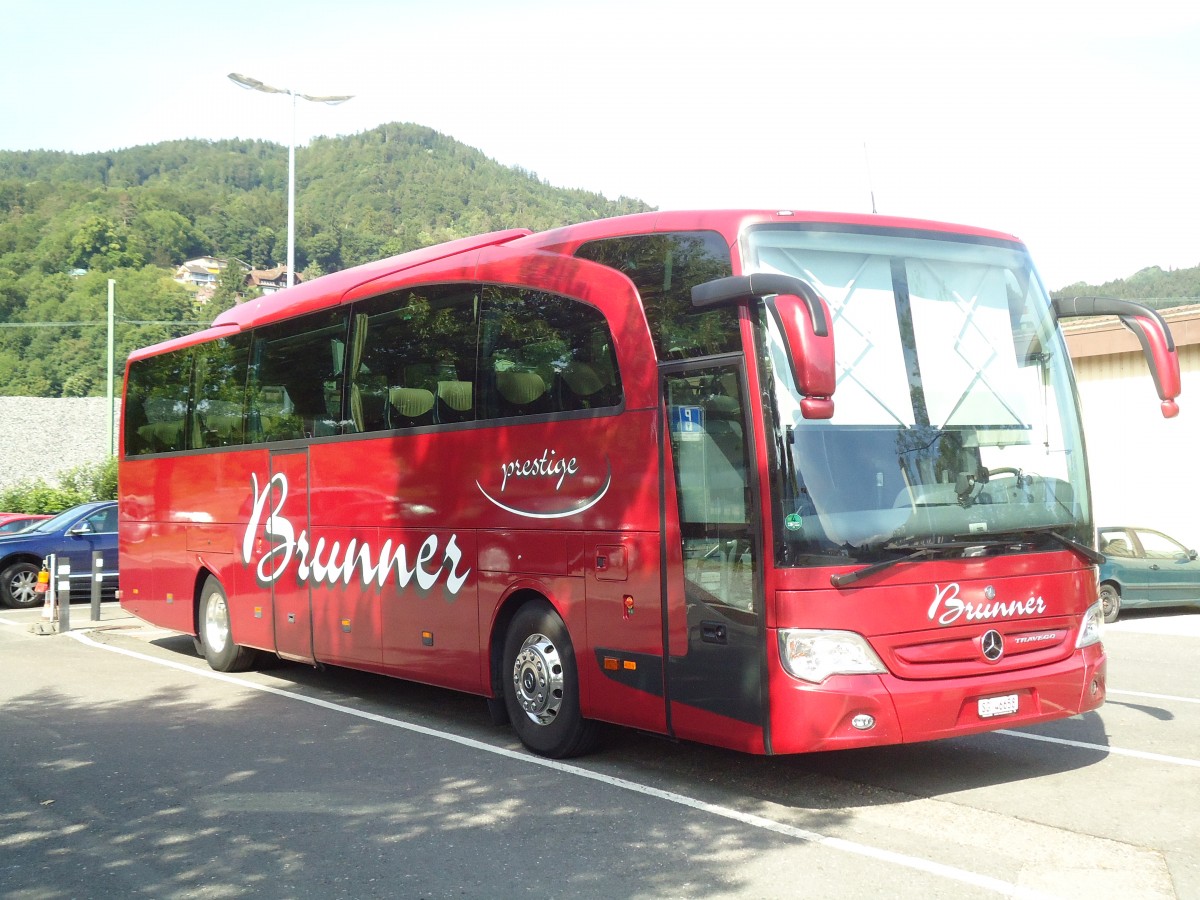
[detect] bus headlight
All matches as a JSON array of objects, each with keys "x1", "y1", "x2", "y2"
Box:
[
  {"x1": 777, "y1": 629, "x2": 887, "y2": 684},
  {"x1": 1075, "y1": 601, "x2": 1104, "y2": 649}
]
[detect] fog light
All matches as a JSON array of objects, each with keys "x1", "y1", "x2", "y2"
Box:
[{"x1": 851, "y1": 714, "x2": 875, "y2": 731}]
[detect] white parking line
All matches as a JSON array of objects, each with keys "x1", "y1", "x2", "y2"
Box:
[
  {"x1": 69, "y1": 631, "x2": 1052, "y2": 899},
  {"x1": 997, "y1": 729, "x2": 1200, "y2": 767},
  {"x1": 1105, "y1": 614, "x2": 1200, "y2": 636},
  {"x1": 1108, "y1": 688, "x2": 1200, "y2": 705}
]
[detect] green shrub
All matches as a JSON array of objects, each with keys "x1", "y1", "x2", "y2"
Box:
[{"x1": 0, "y1": 456, "x2": 118, "y2": 514}]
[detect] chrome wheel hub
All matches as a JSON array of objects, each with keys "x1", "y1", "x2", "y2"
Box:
[
  {"x1": 512, "y1": 633, "x2": 564, "y2": 726},
  {"x1": 11, "y1": 570, "x2": 37, "y2": 606},
  {"x1": 203, "y1": 592, "x2": 230, "y2": 652}
]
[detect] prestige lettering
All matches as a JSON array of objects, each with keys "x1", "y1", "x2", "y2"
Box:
[
  {"x1": 927, "y1": 583, "x2": 1047, "y2": 626},
  {"x1": 242, "y1": 473, "x2": 470, "y2": 594},
  {"x1": 499, "y1": 449, "x2": 579, "y2": 491}
]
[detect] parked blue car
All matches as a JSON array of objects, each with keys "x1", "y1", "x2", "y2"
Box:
[
  {"x1": 0, "y1": 501, "x2": 118, "y2": 608},
  {"x1": 1097, "y1": 526, "x2": 1200, "y2": 623}
]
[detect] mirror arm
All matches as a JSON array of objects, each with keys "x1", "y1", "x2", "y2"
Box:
[
  {"x1": 691, "y1": 273, "x2": 829, "y2": 337},
  {"x1": 1053, "y1": 296, "x2": 1181, "y2": 418}
]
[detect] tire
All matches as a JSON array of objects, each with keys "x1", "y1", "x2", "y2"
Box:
[
  {"x1": 1099, "y1": 582, "x2": 1121, "y2": 624},
  {"x1": 197, "y1": 577, "x2": 259, "y2": 672},
  {"x1": 1, "y1": 561, "x2": 42, "y2": 609},
  {"x1": 502, "y1": 600, "x2": 599, "y2": 758}
]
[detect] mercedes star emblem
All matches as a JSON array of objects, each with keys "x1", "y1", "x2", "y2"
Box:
[{"x1": 981, "y1": 629, "x2": 1004, "y2": 661}]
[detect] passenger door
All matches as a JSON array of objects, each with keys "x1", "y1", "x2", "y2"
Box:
[
  {"x1": 661, "y1": 361, "x2": 766, "y2": 742},
  {"x1": 268, "y1": 447, "x2": 315, "y2": 663}
]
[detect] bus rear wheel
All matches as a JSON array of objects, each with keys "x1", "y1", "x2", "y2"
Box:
[
  {"x1": 198, "y1": 577, "x2": 259, "y2": 672},
  {"x1": 502, "y1": 601, "x2": 598, "y2": 758}
]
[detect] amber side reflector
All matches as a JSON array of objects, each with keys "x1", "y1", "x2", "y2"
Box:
[
  {"x1": 623, "y1": 660, "x2": 637, "y2": 670},
  {"x1": 603, "y1": 657, "x2": 619, "y2": 670},
  {"x1": 421, "y1": 631, "x2": 434, "y2": 647}
]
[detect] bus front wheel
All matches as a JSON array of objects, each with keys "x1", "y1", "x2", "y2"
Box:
[
  {"x1": 198, "y1": 577, "x2": 259, "y2": 672},
  {"x1": 502, "y1": 601, "x2": 598, "y2": 758}
]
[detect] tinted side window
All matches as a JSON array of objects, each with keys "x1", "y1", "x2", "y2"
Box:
[
  {"x1": 124, "y1": 350, "x2": 193, "y2": 456},
  {"x1": 479, "y1": 286, "x2": 622, "y2": 419},
  {"x1": 351, "y1": 285, "x2": 479, "y2": 432},
  {"x1": 575, "y1": 231, "x2": 738, "y2": 360},
  {"x1": 192, "y1": 335, "x2": 251, "y2": 449},
  {"x1": 248, "y1": 311, "x2": 350, "y2": 442}
]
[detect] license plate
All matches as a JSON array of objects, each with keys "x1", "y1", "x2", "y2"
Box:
[{"x1": 978, "y1": 694, "x2": 1019, "y2": 718}]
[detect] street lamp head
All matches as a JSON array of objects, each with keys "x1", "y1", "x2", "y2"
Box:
[
  {"x1": 298, "y1": 92, "x2": 355, "y2": 105},
  {"x1": 228, "y1": 73, "x2": 353, "y2": 104},
  {"x1": 228, "y1": 72, "x2": 287, "y2": 95}
]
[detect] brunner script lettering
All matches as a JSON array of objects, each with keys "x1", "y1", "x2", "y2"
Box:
[
  {"x1": 927, "y1": 583, "x2": 1047, "y2": 626},
  {"x1": 242, "y1": 473, "x2": 470, "y2": 594}
]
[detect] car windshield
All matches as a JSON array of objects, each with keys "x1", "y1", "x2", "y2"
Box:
[
  {"x1": 744, "y1": 226, "x2": 1092, "y2": 567},
  {"x1": 26, "y1": 506, "x2": 97, "y2": 534}
]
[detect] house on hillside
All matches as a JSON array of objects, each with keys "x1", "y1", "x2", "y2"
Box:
[
  {"x1": 173, "y1": 256, "x2": 252, "y2": 303},
  {"x1": 245, "y1": 266, "x2": 301, "y2": 295}
]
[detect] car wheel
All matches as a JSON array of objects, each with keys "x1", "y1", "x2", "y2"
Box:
[
  {"x1": 1099, "y1": 582, "x2": 1121, "y2": 624},
  {"x1": 1, "y1": 561, "x2": 42, "y2": 609},
  {"x1": 502, "y1": 600, "x2": 599, "y2": 758},
  {"x1": 198, "y1": 577, "x2": 259, "y2": 672}
]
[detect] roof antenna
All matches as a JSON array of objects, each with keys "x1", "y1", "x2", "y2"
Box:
[{"x1": 863, "y1": 142, "x2": 878, "y2": 214}]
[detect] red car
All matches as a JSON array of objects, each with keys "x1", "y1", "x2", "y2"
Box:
[{"x1": 0, "y1": 513, "x2": 52, "y2": 535}]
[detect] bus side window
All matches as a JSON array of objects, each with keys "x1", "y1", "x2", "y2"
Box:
[
  {"x1": 248, "y1": 310, "x2": 350, "y2": 442},
  {"x1": 192, "y1": 335, "x2": 250, "y2": 449},
  {"x1": 479, "y1": 286, "x2": 622, "y2": 419},
  {"x1": 350, "y1": 285, "x2": 478, "y2": 432},
  {"x1": 575, "y1": 231, "x2": 736, "y2": 361},
  {"x1": 124, "y1": 349, "x2": 193, "y2": 456}
]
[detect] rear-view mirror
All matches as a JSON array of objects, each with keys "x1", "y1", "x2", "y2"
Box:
[
  {"x1": 1054, "y1": 297, "x2": 1181, "y2": 418},
  {"x1": 692, "y1": 273, "x2": 836, "y2": 419}
]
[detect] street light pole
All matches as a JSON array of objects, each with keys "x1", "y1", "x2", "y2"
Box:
[{"x1": 228, "y1": 73, "x2": 353, "y2": 288}]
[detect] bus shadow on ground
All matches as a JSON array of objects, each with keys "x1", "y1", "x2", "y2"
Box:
[{"x1": 148, "y1": 631, "x2": 1117, "y2": 822}]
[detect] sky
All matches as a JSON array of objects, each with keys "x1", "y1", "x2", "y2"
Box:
[{"x1": 3, "y1": 0, "x2": 1198, "y2": 290}]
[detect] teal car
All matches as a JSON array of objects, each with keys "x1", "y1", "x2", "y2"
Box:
[{"x1": 1097, "y1": 527, "x2": 1200, "y2": 623}]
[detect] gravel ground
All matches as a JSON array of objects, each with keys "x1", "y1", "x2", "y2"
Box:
[{"x1": 0, "y1": 397, "x2": 117, "y2": 491}]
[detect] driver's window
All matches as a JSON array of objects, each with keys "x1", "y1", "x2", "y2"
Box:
[
  {"x1": 1136, "y1": 530, "x2": 1185, "y2": 560},
  {"x1": 86, "y1": 508, "x2": 116, "y2": 534}
]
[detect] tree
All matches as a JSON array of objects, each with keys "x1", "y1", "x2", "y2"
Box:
[
  {"x1": 205, "y1": 261, "x2": 247, "y2": 322},
  {"x1": 134, "y1": 209, "x2": 201, "y2": 267},
  {"x1": 70, "y1": 215, "x2": 143, "y2": 271}
]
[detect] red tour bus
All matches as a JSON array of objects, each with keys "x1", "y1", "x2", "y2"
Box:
[{"x1": 119, "y1": 210, "x2": 1182, "y2": 758}]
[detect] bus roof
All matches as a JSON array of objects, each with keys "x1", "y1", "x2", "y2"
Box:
[
  {"x1": 518, "y1": 209, "x2": 1024, "y2": 255},
  {"x1": 129, "y1": 210, "x2": 1024, "y2": 361}
]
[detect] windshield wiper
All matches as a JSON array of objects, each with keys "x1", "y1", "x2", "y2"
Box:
[
  {"x1": 830, "y1": 540, "x2": 979, "y2": 589},
  {"x1": 952, "y1": 525, "x2": 1105, "y2": 566},
  {"x1": 830, "y1": 527, "x2": 1103, "y2": 590}
]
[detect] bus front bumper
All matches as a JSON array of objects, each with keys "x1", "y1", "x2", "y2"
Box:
[{"x1": 767, "y1": 642, "x2": 1106, "y2": 754}]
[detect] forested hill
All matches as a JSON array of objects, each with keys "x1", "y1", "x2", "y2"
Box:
[
  {"x1": 0, "y1": 123, "x2": 650, "y2": 397},
  {"x1": 1051, "y1": 265, "x2": 1200, "y2": 310}
]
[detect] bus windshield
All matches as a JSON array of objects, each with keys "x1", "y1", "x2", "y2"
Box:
[{"x1": 744, "y1": 227, "x2": 1091, "y2": 566}]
